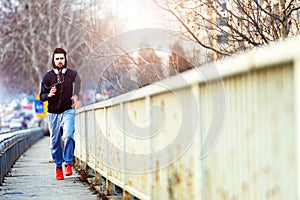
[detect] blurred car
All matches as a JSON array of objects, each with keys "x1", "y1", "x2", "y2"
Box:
[
  {"x1": 9, "y1": 118, "x2": 27, "y2": 130},
  {"x1": 1, "y1": 119, "x2": 11, "y2": 128}
]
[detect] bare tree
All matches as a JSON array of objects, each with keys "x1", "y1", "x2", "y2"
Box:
[
  {"x1": 0, "y1": 0, "x2": 88, "y2": 96},
  {"x1": 169, "y1": 41, "x2": 194, "y2": 74},
  {"x1": 153, "y1": 0, "x2": 300, "y2": 61}
]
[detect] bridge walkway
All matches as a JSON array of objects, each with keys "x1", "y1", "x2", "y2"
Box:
[{"x1": 0, "y1": 136, "x2": 100, "y2": 200}]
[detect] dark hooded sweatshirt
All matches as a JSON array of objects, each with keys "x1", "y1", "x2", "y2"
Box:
[{"x1": 39, "y1": 51, "x2": 81, "y2": 114}]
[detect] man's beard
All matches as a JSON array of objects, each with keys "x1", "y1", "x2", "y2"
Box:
[{"x1": 56, "y1": 63, "x2": 65, "y2": 69}]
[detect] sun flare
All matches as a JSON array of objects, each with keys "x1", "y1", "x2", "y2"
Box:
[{"x1": 112, "y1": 0, "x2": 159, "y2": 30}]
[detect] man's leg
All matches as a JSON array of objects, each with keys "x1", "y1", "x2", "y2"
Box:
[
  {"x1": 61, "y1": 109, "x2": 76, "y2": 175},
  {"x1": 47, "y1": 113, "x2": 64, "y2": 180}
]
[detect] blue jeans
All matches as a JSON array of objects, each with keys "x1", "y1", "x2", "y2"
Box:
[{"x1": 47, "y1": 109, "x2": 76, "y2": 168}]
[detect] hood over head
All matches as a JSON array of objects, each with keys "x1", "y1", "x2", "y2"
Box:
[{"x1": 52, "y1": 47, "x2": 67, "y2": 69}]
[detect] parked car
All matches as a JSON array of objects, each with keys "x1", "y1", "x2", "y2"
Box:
[
  {"x1": 9, "y1": 118, "x2": 27, "y2": 130},
  {"x1": 1, "y1": 119, "x2": 11, "y2": 129}
]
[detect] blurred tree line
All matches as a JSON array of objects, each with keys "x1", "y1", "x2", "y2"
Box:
[
  {"x1": 0, "y1": 0, "x2": 194, "y2": 103},
  {"x1": 0, "y1": 0, "x2": 89, "y2": 97},
  {"x1": 0, "y1": 0, "x2": 299, "y2": 103}
]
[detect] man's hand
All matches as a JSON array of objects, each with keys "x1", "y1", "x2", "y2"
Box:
[
  {"x1": 48, "y1": 86, "x2": 56, "y2": 97},
  {"x1": 71, "y1": 95, "x2": 82, "y2": 109}
]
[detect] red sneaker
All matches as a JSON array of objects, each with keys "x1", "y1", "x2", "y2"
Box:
[
  {"x1": 65, "y1": 165, "x2": 73, "y2": 176},
  {"x1": 56, "y1": 168, "x2": 64, "y2": 180}
]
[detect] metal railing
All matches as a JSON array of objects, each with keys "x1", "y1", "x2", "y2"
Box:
[
  {"x1": 0, "y1": 128, "x2": 44, "y2": 183},
  {"x1": 74, "y1": 37, "x2": 300, "y2": 199}
]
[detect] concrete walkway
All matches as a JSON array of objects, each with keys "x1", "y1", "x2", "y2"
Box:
[{"x1": 0, "y1": 136, "x2": 100, "y2": 200}]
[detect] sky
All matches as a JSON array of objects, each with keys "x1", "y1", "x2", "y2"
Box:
[
  {"x1": 110, "y1": 0, "x2": 171, "y2": 31},
  {"x1": 70, "y1": 0, "x2": 176, "y2": 33}
]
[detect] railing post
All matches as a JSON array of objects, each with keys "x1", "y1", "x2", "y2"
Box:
[
  {"x1": 294, "y1": 57, "x2": 300, "y2": 200},
  {"x1": 93, "y1": 109, "x2": 96, "y2": 172}
]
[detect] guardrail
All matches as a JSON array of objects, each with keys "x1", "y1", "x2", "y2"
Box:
[
  {"x1": 74, "y1": 37, "x2": 300, "y2": 199},
  {"x1": 0, "y1": 128, "x2": 44, "y2": 183}
]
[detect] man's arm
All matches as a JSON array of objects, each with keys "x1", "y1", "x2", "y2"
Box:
[
  {"x1": 71, "y1": 71, "x2": 81, "y2": 108},
  {"x1": 40, "y1": 73, "x2": 51, "y2": 102},
  {"x1": 73, "y1": 71, "x2": 81, "y2": 97}
]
